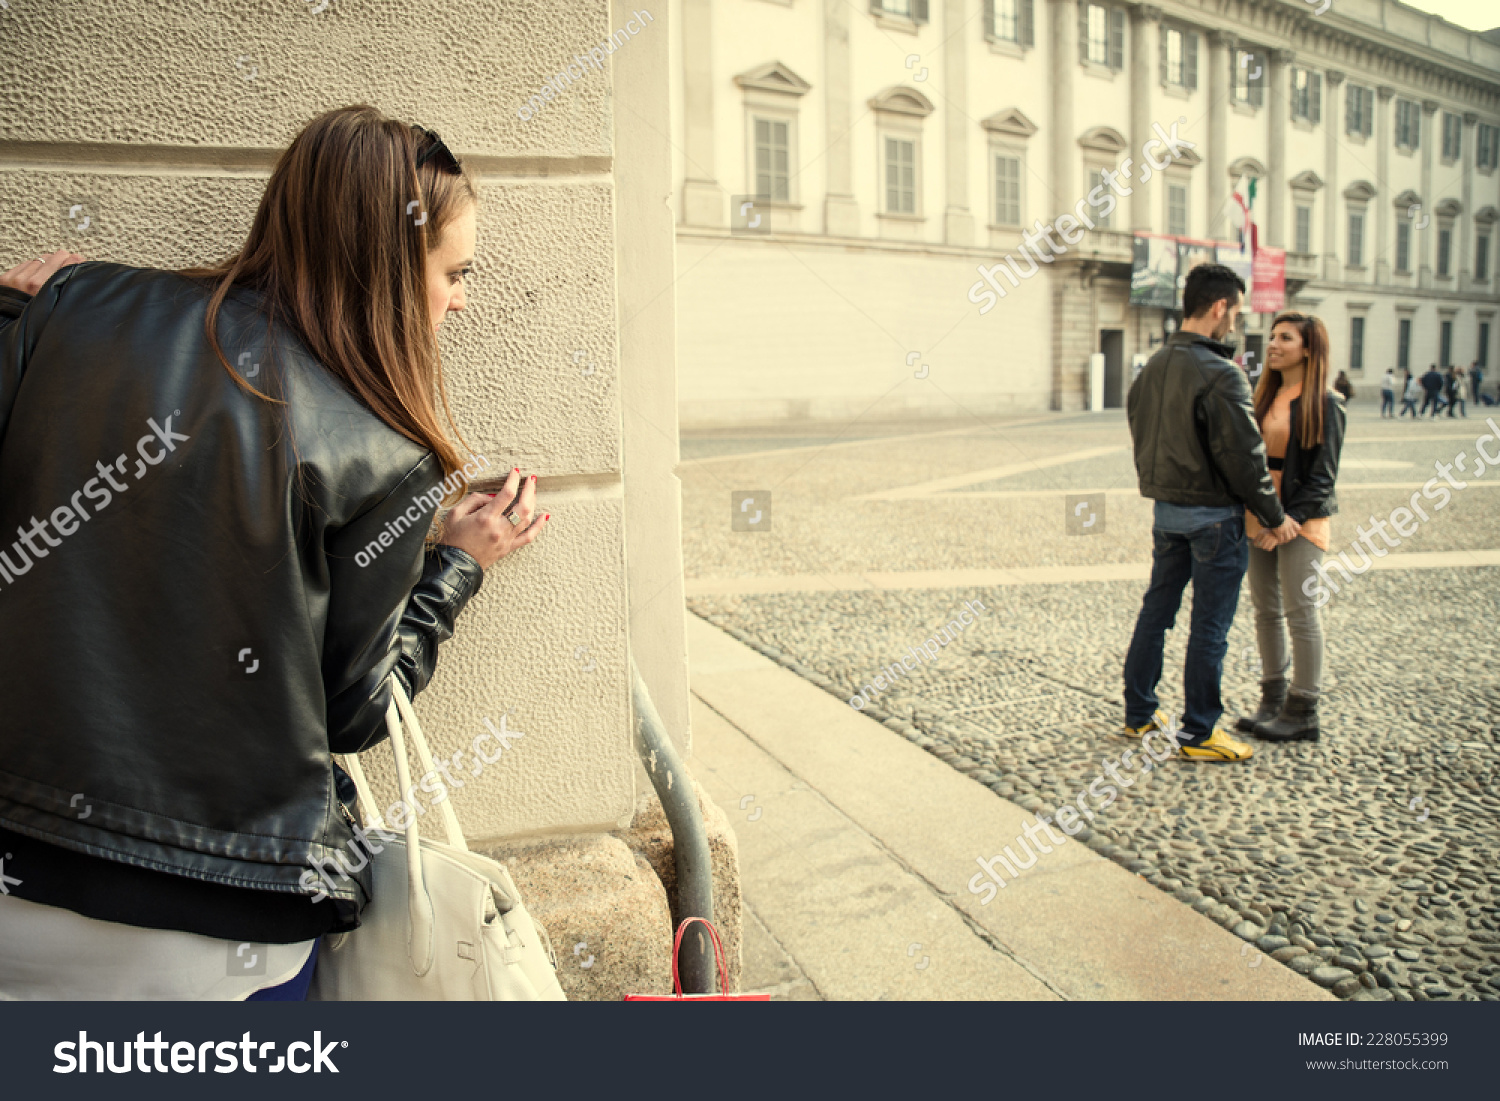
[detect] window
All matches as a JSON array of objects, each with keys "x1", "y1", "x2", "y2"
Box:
[
  {"x1": 1347, "y1": 211, "x2": 1364, "y2": 266},
  {"x1": 1437, "y1": 227, "x2": 1452, "y2": 277},
  {"x1": 1077, "y1": 4, "x2": 1123, "y2": 69},
  {"x1": 1479, "y1": 233, "x2": 1491, "y2": 282},
  {"x1": 874, "y1": 0, "x2": 929, "y2": 20},
  {"x1": 1345, "y1": 85, "x2": 1373, "y2": 137},
  {"x1": 1350, "y1": 317, "x2": 1365, "y2": 371},
  {"x1": 1091, "y1": 168, "x2": 1113, "y2": 229},
  {"x1": 753, "y1": 118, "x2": 790, "y2": 202},
  {"x1": 1233, "y1": 50, "x2": 1265, "y2": 107},
  {"x1": 1295, "y1": 205, "x2": 1312, "y2": 254},
  {"x1": 1396, "y1": 220, "x2": 1411, "y2": 273},
  {"x1": 1166, "y1": 183, "x2": 1188, "y2": 236},
  {"x1": 989, "y1": 0, "x2": 1035, "y2": 45},
  {"x1": 1441, "y1": 112, "x2": 1462, "y2": 161},
  {"x1": 994, "y1": 153, "x2": 1022, "y2": 225},
  {"x1": 1440, "y1": 320, "x2": 1453, "y2": 367},
  {"x1": 1395, "y1": 99, "x2": 1420, "y2": 149},
  {"x1": 885, "y1": 136, "x2": 917, "y2": 214},
  {"x1": 1398, "y1": 318, "x2": 1411, "y2": 370},
  {"x1": 1290, "y1": 67, "x2": 1322, "y2": 123},
  {"x1": 1481, "y1": 322, "x2": 1491, "y2": 369},
  {"x1": 1160, "y1": 27, "x2": 1197, "y2": 89},
  {"x1": 1480, "y1": 124, "x2": 1500, "y2": 170}
]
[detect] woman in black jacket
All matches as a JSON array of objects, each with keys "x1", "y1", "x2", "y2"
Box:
[
  {"x1": 1235, "y1": 312, "x2": 1344, "y2": 743},
  {"x1": 0, "y1": 106, "x2": 548, "y2": 999}
]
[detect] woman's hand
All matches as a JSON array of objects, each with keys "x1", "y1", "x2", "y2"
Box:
[
  {"x1": 437, "y1": 467, "x2": 549, "y2": 569},
  {"x1": 1252, "y1": 530, "x2": 1279, "y2": 552},
  {"x1": 1, "y1": 250, "x2": 86, "y2": 295}
]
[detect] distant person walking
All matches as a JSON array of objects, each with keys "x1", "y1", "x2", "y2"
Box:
[
  {"x1": 1121, "y1": 263, "x2": 1297, "y2": 763},
  {"x1": 1333, "y1": 371, "x2": 1354, "y2": 403},
  {"x1": 1236, "y1": 313, "x2": 1345, "y2": 744},
  {"x1": 1448, "y1": 367, "x2": 1469, "y2": 417},
  {"x1": 1420, "y1": 365, "x2": 1445, "y2": 417},
  {"x1": 1380, "y1": 369, "x2": 1396, "y2": 417},
  {"x1": 1400, "y1": 371, "x2": 1421, "y2": 417},
  {"x1": 1472, "y1": 362, "x2": 1487, "y2": 406}
]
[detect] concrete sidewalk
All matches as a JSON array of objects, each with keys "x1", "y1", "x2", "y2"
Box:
[{"x1": 686, "y1": 614, "x2": 1332, "y2": 1001}]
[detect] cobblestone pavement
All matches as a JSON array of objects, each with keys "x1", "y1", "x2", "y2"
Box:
[{"x1": 681, "y1": 407, "x2": 1500, "y2": 1001}]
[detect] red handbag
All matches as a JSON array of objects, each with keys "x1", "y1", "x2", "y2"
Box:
[{"x1": 624, "y1": 918, "x2": 769, "y2": 1001}]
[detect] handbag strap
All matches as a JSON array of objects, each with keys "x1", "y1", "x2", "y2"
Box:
[
  {"x1": 389, "y1": 679, "x2": 468, "y2": 852},
  {"x1": 671, "y1": 917, "x2": 730, "y2": 996}
]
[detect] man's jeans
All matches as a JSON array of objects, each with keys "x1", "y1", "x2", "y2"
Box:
[{"x1": 1123, "y1": 514, "x2": 1249, "y2": 739}]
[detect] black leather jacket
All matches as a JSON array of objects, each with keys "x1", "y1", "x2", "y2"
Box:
[
  {"x1": 1127, "y1": 330, "x2": 1286, "y2": 529},
  {"x1": 1278, "y1": 391, "x2": 1346, "y2": 523},
  {"x1": 0, "y1": 263, "x2": 484, "y2": 932}
]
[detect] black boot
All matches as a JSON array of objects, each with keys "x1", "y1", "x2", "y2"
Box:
[
  {"x1": 1235, "y1": 677, "x2": 1287, "y2": 733},
  {"x1": 1252, "y1": 689, "x2": 1320, "y2": 742}
]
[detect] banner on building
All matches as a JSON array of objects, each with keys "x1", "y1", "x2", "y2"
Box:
[
  {"x1": 1251, "y1": 245, "x2": 1286, "y2": 313},
  {"x1": 1216, "y1": 244, "x2": 1254, "y2": 297},
  {"x1": 1174, "y1": 241, "x2": 1218, "y2": 311},
  {"x1": 1130, "y1": 234, "x2": 1176, "y2": 308}
]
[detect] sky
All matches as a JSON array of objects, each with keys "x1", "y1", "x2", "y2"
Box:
[{"x1": 1395, "y1": 0, "x2": 1498, "y2": 33}]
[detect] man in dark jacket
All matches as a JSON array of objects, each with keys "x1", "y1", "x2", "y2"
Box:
[
  {"x1": 1122, "y1": 264, "x2": 1297, "y2": 762},
  {"x1": 1420, "y1": 364, "x2": 1445, "y2": 417}
]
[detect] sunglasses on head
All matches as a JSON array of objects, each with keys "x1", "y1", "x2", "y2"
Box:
[{"x1": 411, "y1": 125, "x2": 461, "y2": 175}]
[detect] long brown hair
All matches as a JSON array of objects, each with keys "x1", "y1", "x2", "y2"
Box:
[
  {"x1": 177, "y1": 105, "x2": 478, "y2": 497},
  {"x1": 1254, "y1": 311, "x2": 1331, "y2": 448}
]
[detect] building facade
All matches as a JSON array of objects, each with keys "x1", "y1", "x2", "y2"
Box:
[{"x1": 670, "y1": 0, "x2": 1500, "y2": 425}]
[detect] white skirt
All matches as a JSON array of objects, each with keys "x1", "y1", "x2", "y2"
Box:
[{"x1": 0, "y1": 892, "x2": 316, "y2": 1000}]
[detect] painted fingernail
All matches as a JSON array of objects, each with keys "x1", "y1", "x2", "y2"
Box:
[
  {"x1": 513, "y1": 466, "x2": 519, "y2": 473},
  {"x1": 486, "y1": 493, "x2": 497, "y2": 497},
  {"x1": 530, "y1": 475, "x2": 536, "y2": 482},
  {"x1": 544, "y1": 514, "x2": 550, "y2": 520}
]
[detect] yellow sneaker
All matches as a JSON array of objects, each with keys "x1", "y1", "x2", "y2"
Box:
[
  {"x1": 1118, "y1": 709, "x2": 1172, "y2": 741},
  {"x1": 1178, "y1": 725, "x2": 1255, "y2": 762}
]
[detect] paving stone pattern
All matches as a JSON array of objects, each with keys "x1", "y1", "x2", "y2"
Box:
[{"x1": 688, "y1": 569, "x2": 1500, "y2": 1002}]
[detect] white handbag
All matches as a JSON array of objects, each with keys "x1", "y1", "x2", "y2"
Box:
[{"x1": 308, "y1": 679, "x2": 567, "y2": 1001}]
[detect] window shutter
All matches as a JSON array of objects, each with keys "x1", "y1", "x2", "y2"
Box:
[
  {"x1": 1020, "y1": 0, "x2": 1034, "y2": 47},
  {"x1": 984, "y1": 0, "x2": 995, "y2": 38},
  {"x1": 1250, "y1": 53, "x2": 1264, "y2": 107},
  {"x1": 1413, "y1": 106, "x2": 1421, "y2": 149},
  {"x1": 914, "y1": 0, "x2": 929, "y2": 23},
  {"x1": 1184, "y1": 31, "x2": 1198, "y2": 90},
  {"x1": 1080, "y1": 4, "x2": 1091, "y2": 64},
  {"x1": 1291, "y1": 68, "x2": 1300, "y2": 121},
  {"x1": 1310, "y1": 72, "x2": 1321, "y2": 124},
  {"x1": 1345, "y1": 85, "x2": 1355, "y2": 134},
  {"x1": 1363, "y1": 90, "x2": 1373, "y2": 137},
  {"x1": 1109, "y1": 9, "x2": 1125, "y2": 70},
  {"x1": 1159, "y1": 23, "x2": 1168, "y2": 85}
]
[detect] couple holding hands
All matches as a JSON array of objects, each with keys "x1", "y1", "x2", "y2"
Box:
[{"x1": 1120, "y1": 263, "x2": 1344, "y2": 762}]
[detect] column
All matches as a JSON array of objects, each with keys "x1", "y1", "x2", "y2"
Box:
[
  {"x1": 1049, "y1": 0, "x2": 1077, "y2": 210},
  {"x1": 823, "y1": 0, "x2": 860, "y2": 236},
  {"x1": 1207, "y1": 30, "x2": 1234, "y2": 239},
  {"x1": 680, "y1": 0, "x2": 722, "y2": 227},
  {"x1": 1460, "y1": 111, "x2": 1477, "y2": 292},
  {"x1": 943, "y1": 0, "x2": 973, "y2": 244},
  {"x1": 1130, "y1": 5, "x2": 1161, "y2": 231},
  {"x1": 1322, "y1": 69, "x2": 1344, "y2": 281},
  {"x1": 1375, "y1": 85, "x2": 1393, "y2": 284},
  {"x1": 1265, "y1": 48, "x2": 1293, "y2": 249},
  {"x1": 1419, "y1": 98, "x2": 1438, "y2": 288}
]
